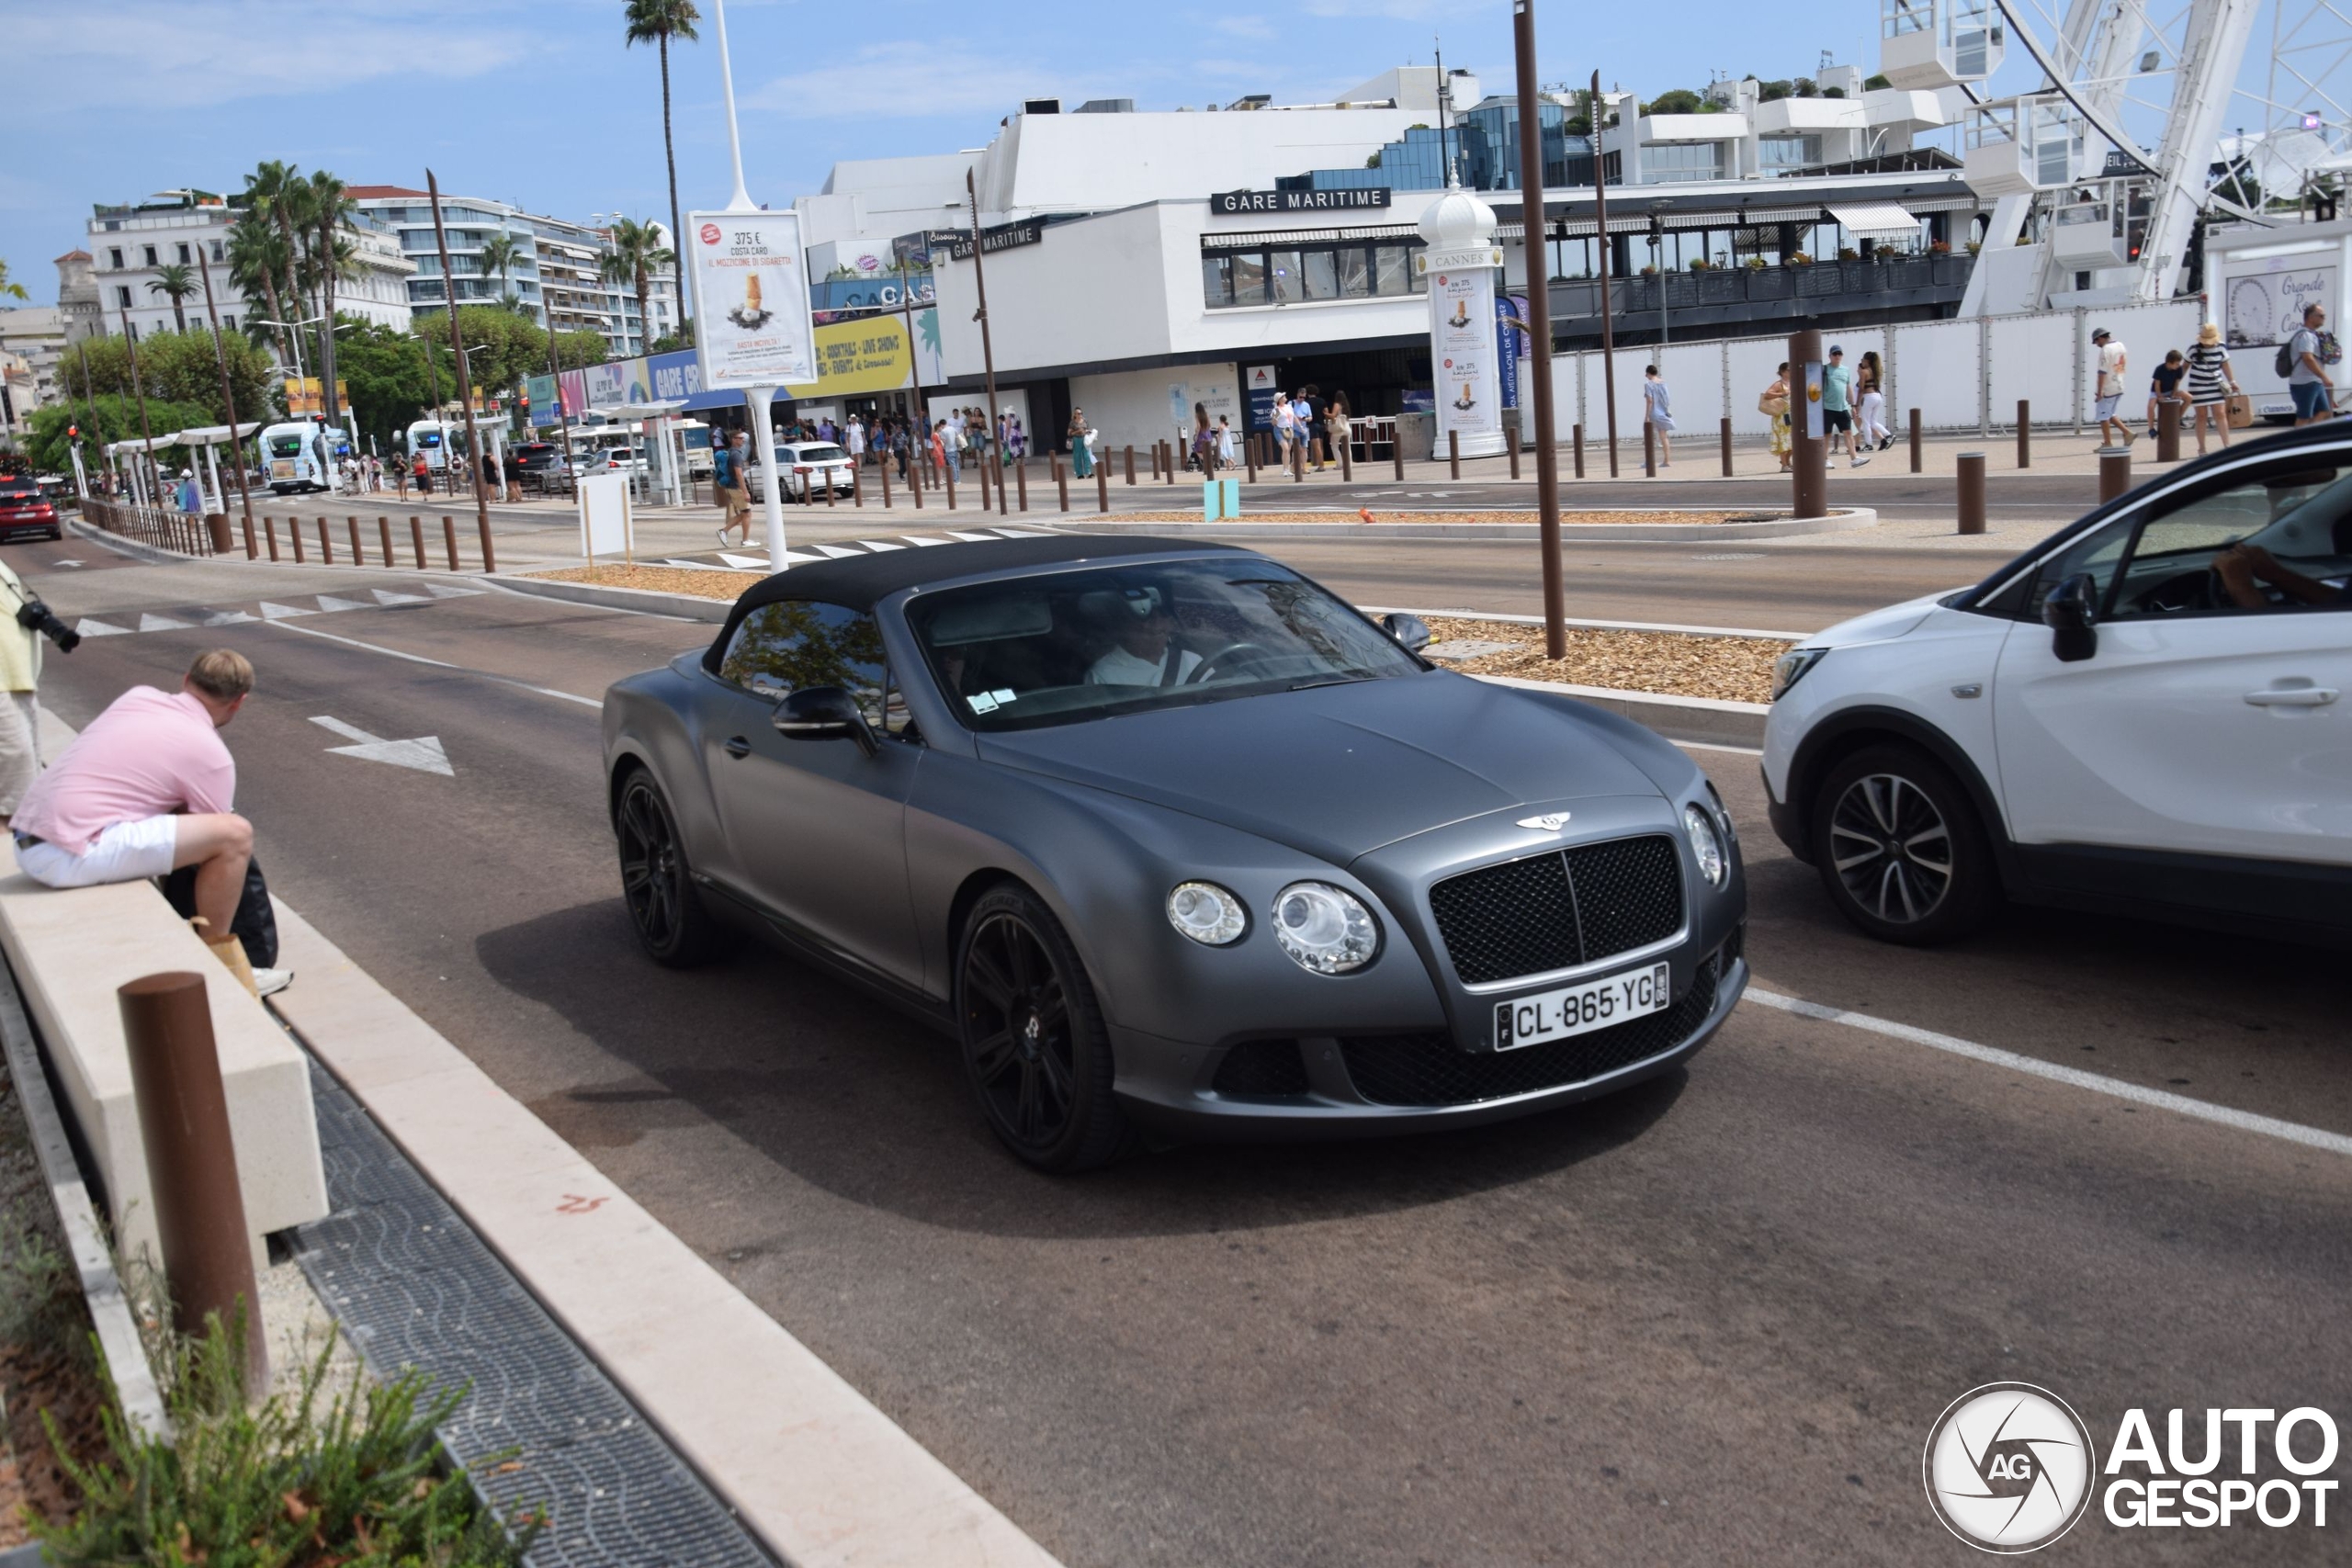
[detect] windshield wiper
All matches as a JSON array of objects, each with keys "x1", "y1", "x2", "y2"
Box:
[{"x1": 1286, "y1": 674, "x2": 1374, "y2": 692}]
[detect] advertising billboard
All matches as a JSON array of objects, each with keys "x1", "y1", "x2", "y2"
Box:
[{"x1": 686, "y1": 209, "x2": 818, "y2": 389}]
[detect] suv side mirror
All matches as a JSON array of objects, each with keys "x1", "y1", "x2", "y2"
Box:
[
  {"x1": 1382, "y1": 612, "x2": 1433, "y2": 654},
  {"x1": 773, "y1": 686, "x2": 877, "y2": 756},
  {"x1": 2041, "y1": 572, "x2": 2099, "y2": 662}
]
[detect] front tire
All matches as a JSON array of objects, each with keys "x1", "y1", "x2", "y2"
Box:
[
  {"x1": 1810, "y1": 744, "x2": 1999, "y2": 944},
  {"x1": 615, "y1": 769, "x2": 725, "y2": 966},
  {"x1": 956, "y1": 885, "x2": 1133, "y2": 1171}
]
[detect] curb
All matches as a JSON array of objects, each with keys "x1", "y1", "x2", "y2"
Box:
[
  {"x1": 1472, "y1": 672, "x2": 1768, "y2": 748},
  {"x1": 1367, "y1": 604, "x2": 1809, "y2": 642},
  {"x1": 494, "y1": 573, "x2": 730, "y2": 621},
  {"x1": 1060, "y1": 507, "x2": 1876, "y2": 542}
]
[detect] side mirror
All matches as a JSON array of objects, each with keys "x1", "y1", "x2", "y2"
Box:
[
  {"x1": 1382, "y1": 612, "x2": 1433, "y2": 654},
  {"x1": 773, "y1": 685, "x2": 877, "y2": 756},
  {"x1": 2041, "y1": 571, "x2": 2099, "y2": 663}
]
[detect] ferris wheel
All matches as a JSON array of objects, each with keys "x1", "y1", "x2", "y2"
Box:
[{"x1": 1887, "y1": 0, "x2": 2352, "y2": 305}]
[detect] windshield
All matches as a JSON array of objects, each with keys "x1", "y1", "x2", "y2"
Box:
[
  {"x1": 413, "y1": 430, "x2": 443, "y2": 448},
  {"x1": 794, "y1": 446, "x2": 847, "y2": 463},
  {"x1": 906, "y1": 558, "x2": 1425, "y2": 732},
  {"x1": 267, "y1": 435, "x2": 304, "y2": 458}
]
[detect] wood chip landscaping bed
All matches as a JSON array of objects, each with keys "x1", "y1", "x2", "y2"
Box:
[
  {"x1": 533, "y1": 565, "x2": 763, "y2": 598},
  {"x1": 1423, "y1": 616, "x2": 1782, "y2": 704}
]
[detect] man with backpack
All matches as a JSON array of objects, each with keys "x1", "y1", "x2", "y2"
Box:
[{"x1": 2283, "y1": 303, "x2": 2337, "y2": 424}]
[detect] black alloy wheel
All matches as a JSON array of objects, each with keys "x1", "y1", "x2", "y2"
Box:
[
  {"x1": 956, "y1": 885, "x2": 1132, "y2": 1171},
  {"x1": 1811, "y1": 743, "x2": 1997, "y2": 945},
  {"x1": 616, "y1": 770, "x2": 723, "y2": 966}
]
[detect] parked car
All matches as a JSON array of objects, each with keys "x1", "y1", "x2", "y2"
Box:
[
  {"x1": 602, "y1": 536, "x2": 1748, "y2": 1169},
  {"x1": 0, "y1": 477, "x2": 62, "y2": 542},
  {"x1": 1764, "y1": 423, "x2": 2352, "y2": 948},
  {"x1": 743, "y1": 441, "x2": 854, "y2": 503},
  {"x1": 577, "y1": 447, "x2": 644, "y2": 477},
  {"x1": 514, "y1": 442, "x2": 569, "y2": 474}
]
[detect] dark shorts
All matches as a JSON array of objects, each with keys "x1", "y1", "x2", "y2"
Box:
[
  {"x1": 2292, "y1": 380, "x2": 2334, "y2": 419},
  {"x1": 1823, "y1": 408, "x2": 1853, "y2": 433}
]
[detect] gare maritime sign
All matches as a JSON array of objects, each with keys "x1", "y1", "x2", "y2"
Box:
[
  {"x1": 1211, "y1": 187, "x2": 1394, "y2": 216},
  {"x1": 944, "y1": 220, "x2": 1045, "y2": 260}
]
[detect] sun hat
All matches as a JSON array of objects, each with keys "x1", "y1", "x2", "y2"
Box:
[
  {"x1": 2090, "y1": 327, "x2": 2110, "y2": 340},
  {"x1": 2198, "y1": 321, "x2": 2222, "y2": 344}
]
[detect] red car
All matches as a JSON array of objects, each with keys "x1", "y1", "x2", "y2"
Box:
[{"x1": 0, "y1": 478, "x2": 60, "y2": 543}]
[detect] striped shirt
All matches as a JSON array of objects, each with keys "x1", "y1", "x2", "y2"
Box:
[{"x1": 2186, "y1": 343, "x2": 2232, "y2": 403}]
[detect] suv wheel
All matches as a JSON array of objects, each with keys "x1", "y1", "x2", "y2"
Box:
[{"x1": 1810, "y1": 744, "x2": 1998, "y2": 944}]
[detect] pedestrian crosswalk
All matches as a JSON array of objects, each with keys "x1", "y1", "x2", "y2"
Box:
[
  {"x1": 73, "y1": 581, "x2": 482, "y2": 641},
  {"x1": 662, "y1": 525, "x2": 1057, "y2": 572}
]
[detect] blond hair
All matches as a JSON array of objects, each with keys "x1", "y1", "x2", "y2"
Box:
[{"x1": 187, "y1": 649, "x2": 254, "y2": 703}]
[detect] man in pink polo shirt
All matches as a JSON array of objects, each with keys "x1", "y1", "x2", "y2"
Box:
[{"x1": 11, "y1": 649, "x2": 266, "y2": 995}]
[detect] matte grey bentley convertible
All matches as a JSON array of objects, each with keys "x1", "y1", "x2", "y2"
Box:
[{"x1": 602, "y1": 536, "x2": 1747, "y2": 1169}]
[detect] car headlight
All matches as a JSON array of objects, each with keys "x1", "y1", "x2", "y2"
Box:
[
  {"x1": 1270, "y1": 881, "x2": 1379, "y2": 974},
  {"x1": 1770, "y1": 646, "x2": 1826, "y2": 701},
  {"x1": 1167, "y1": 881, "x2": 1247, "y2": 946},
  {"x1": 1684, "y1": 804, "x2": 1727, "y2": 888}
]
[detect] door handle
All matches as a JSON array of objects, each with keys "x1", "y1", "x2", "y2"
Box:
[
  {"x1": 723, "y1": 735, "x2": 752, "y2": 758},
  {"x1": 2243, "y1": 687, "x2": 2339, "y2": 707}
]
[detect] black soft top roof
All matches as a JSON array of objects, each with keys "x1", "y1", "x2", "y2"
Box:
[{"x1": 704, "y1": 533, "x2": 1250, "y2": 669}]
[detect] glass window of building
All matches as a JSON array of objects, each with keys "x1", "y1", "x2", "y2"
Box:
[
  {"x1": 1337, "y1": 247, "x2": 1371, "y2": 297},
  {"x1": 1303, "y1": 250, "x2": 1339, "y2": 299},
  {"x1": 1642, "y1": 142, "x2": 1726, "y2": 182},
  {"x1": 1232, "y1": 252, "x2": 1267, "y2": 305},
  {"x1": 1202, "y1": 254, "x2": 1235, "y2": 307},
  {"x1": 1269, "y1": 248, "x2": 1304, "y2": 303},
  {"x1": 1759, "y1": 135, "x2": 1823, "y2": 172},
  {"x1": 1374, "y1": 244, "x2": 1414, "y2": 296}
]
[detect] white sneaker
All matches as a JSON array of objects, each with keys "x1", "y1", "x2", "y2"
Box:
[
  {"x1": 1850, "y1": 454, "x2": 1871, "y2": 468},
  {"x1": 254, "y1": 967, "x2": 294, "y2": 998}
]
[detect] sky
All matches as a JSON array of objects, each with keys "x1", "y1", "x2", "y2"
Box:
[
  {"x1": 2, "y1": 0, "x2": 2327, "y2": 307},
  {"x1": 0, "y1": 0, "x2": 1906, "y2": 306}
]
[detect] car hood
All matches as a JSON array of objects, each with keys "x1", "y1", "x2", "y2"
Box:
[
  {"x1": 977, "y1": 671, "x2": 1664, "y2": 865},
  {"x1": 1809, "y1": 588, "x2": 1971, "y2": 649}
]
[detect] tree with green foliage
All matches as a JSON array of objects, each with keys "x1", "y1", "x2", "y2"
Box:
[
  {"x1": 147, "y1": 263, "x2": 198, "y2": 333},
  {"x1": 60, "y1": 329, "x2": 276, "y2": 425},
  {"x1": 598, "y1": 218, "x2": 674, "y2": 354},
  {"x1": 479, "y1": 232, "x2": 527, "y2": 304},
  {"x1": 624, "y1": 0, "x2": 700, "y2": 325},
  {"x1": 304, "y1": 169, "x2": 357, "y2": 426},
  {"x1": 649, "y1": 320, "x2": 695, "y2": 354},
  {"x1": 226, "y1": 206, "x2": 292, "y2": 363},
  {"x1": 0, "y1": 259, "x2": 27, "y2": 301},
  {"x1": 1643, "y1": 88, "x2": 1705, "y2": 116},
  {"x1": 24, "y1": 396, "x2": 217, "y2": 477}
]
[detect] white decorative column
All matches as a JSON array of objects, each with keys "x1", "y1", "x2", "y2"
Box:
[{"x1": 1417, "y1": 188, "x2": 1509, "y2": 459}]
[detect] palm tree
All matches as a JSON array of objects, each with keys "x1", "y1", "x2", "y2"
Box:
[
  {"x1": 243, "y1": 160, "x2": 308, "y2": 331},
  {"x1": 0, "y1": 259, "x2": 26, "y2": 301},
  {"x1": 304, "y1": 171, "x2": 356, "y2": 424},
  {"x1": 226, "y1": 209, "x2": 290, "y2": 362},
  {"x1": 148, "y1": 264, "x2": 198, "y2": 332},
  {"x1": 479, "y1": 232, "x2": 526, "y2": 305},
  {"x1": 598, "y1": 218, "x2": 674, "y2": 355},
  {"x1": 623, "y1": 0, "x2": 699, "y2": 324}
]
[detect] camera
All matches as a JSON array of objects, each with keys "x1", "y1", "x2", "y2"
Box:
[{"x1": 15, "y1": 597, "x2": 80, "y2": 654}]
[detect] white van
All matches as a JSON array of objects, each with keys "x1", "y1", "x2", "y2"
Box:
[
  {"x1": 404, "y1": 419, "x2": 463, "y2": 473},
  {"x1": 260, "y1": 420, "x2": 345, "y2": 494},
  {"x1": 2206, "y1": 216, "x2": 2352, "y2": 422}
]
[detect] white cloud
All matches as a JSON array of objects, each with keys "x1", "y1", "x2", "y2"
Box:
[
  {"x1": 1216, "y1": 17, "x2": 1275, "y2": 39},
  {"x1": 7, "y1": 3, "x2": 529, "y2": 111}
]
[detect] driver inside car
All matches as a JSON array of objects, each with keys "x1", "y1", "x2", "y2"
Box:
[
  {"x1": 1084, "y1": 587, "x2": 1204, "y2": 685},
  {"x1": 2211, "y1": 540, "x2": 2352, "y2": 609}
]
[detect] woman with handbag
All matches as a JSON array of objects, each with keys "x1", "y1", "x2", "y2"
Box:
[
  {"x1": 1069, "y1": 409, "x2": 1094, "y2": 479},
  {"x1": 2185, "y1": 322, "x2": 2241, "y2": 456},
  {"x1": 1761, "y1": 365, "x2": 1793, "y2": 473}
]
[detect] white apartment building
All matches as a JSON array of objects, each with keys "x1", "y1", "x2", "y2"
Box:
[
  {"x1": 1597, "y1": 64, "x2": 1957, "y2": 185},
  {"x1": 85, "y1": 192, "x2": 413, "y2": 341},
  {"x1": 350, "y1": 186, "x2": 681, "y2": 355}
]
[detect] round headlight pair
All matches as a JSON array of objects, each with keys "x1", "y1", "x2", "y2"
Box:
[
  {"x1": 1684, "y1": 804, "x2": 1729, "y2": 888},
  {"x1": 1165, "y1": 879, "x2": 1379, "y2": 974}
]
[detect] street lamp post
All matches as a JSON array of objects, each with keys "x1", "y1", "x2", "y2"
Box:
[
  {"x1": 426, "y1": 170, "x2": 495, "y2": 560},
  {"x1": 1649, "y1": 204, "x2": 1671, "y2": 349},
  {"x1": 709, "y1": 0, "x2": 790, "y2": 570},
  {"x1": 118, "y1": 305, "x2": 164, "y2": 508},
  {"x1": 966, "y1": 169, "x2": 1007, "y2": 517},
  {"x1": 1591, "y1": 70, "x2": 1621, "y2": 478}
]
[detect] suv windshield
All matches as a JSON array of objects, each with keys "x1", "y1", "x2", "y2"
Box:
[{"x1": 906, "y1": 558, "x2": 1424, "y2": 732}]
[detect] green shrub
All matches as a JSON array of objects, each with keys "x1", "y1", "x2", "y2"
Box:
[
  {"x1": 0, "y1": 1200, "x2": 85, "y2": 1362},
  {"x1": 37, "y1": 1315, "x2": 537, "y2": 1566}
]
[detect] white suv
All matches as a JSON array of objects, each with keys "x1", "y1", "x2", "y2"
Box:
[{"x1": 1763, "y1": 427, "x2": 2352, "y2": 946}]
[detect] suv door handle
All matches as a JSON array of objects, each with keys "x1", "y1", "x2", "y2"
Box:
[
  {"x1": 723, "y1": 736, "x2": 752, "y2": 758},
  {"x1": 2243, "y1": 686, "x2": 2338, "y2": 707}
]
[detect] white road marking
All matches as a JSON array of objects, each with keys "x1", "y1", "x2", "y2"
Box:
[
  {"x1": 995, "y1": 526, "x2": 1053, "y2": 537},
  {"x1": 1675, "y1": 739, "x2": 1764, "y2": 756},
  {"x1": 51, "y1": 560, "x2": 82, "y2": 569},
  {"x1": 902, "y1": 535, "x2": 954, "y2": 546},
  {"x1": 856, "y1": 539, "x2": 906, "y2": 551},
  {"x1": 257, "y1": 602, "x2": 316, "y2": 619},
  {"x1": 945, "y1": 530, "x2": 998, "y2": 542},
  {"x1": 812, "y1": 544, "x2": 864, "y2": 558},
  {"x1": 716, "y1": 551, "x2": 770, "y2": 569},
  {"x1": 264, "y1": 618, "x2": 602, "y2": 708},
  {"x1": 314, "y1": 594, "x2": 371, "y2": 613},
  {"x1": 198, "y1": 609, "x2": 257, "y2": 626},
  {"x1": 308, "y1": 715, "x2": 455, "y2": 776},
  {"x1": 1744, "y1": 987, "x2": 2352, "y2": 1159},
  {"x1": 423, "y1": 582, "x2": 484, "y2": 599},
  {"x1": 72, "y1": 617, "x2": 130, "y2": 637},
  {"x1": 136, "y1": 613, "x2": 192, "y2": 632},
  {"x1": 371, "y1": 588, "x2": 430, "y2": 606}
]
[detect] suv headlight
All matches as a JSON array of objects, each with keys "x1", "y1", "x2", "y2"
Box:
[
  {"x1": 1770, "y1": 646, "x2": 1826, "y2": 702},
  {"x1": 1167, "y1": 881, "x2": 1247, "y2": 945},
  {"x1": 1270, "y1": 882, "x2": 1379, "y2": 974},
  {"x1": 1684, "y1": 804, "x2": 1727, "y2": 888}
]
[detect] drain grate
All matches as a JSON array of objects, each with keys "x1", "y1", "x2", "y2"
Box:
[{"x1": 291, "y1": 1065, "x2": 775, "y2": 1568}]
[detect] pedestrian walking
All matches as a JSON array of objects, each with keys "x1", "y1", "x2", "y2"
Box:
[
  {"x1": 714, "y1": 429, "x2": 752, "y2": 547},
  {"x1": 1216, "y1": 414, "x2": 1236, "y2": 470},
  {"x1": 2186, "y1": 321, "x2": 2240, "y2": 455},
  {"x1": 1192, "y1": 403, "x2": 1218, "y2": 475},
  {"x1": 2147, "y1": 350, "x2": 2188, "y2": 441},
  {"x1": 1858, "y1": 351, "x2": 1892, "y2": 451},
  {"x1": 1642, "y1": 365, "x2": 1676, "y2": 467},
  {"x1": 1823, "y1": 345, "x2": 1864, "y2": 465},
  {"x1": 176, "y1": 470, "x2": 202, "y2": 514},
  {"x1": 1761, "y1": 364, "x2": 1792, "y2": 473},
  {"x1": 2092, "y1": 327, "x2": 2133, "y2": 446},
  {"x1": 0, "y1": 556, "x2": 47, "y2": 830},
  {"x1": 10, "y1": 649, "x2": 278, "y2": 997},
  {"x1": 1272, "y1": 393, "x2": 1296, "y2": 466},
  {"x1": 2286, "y1": 303, "x2": 2337, "y2": 424},
  {"x1": 1068, "y1": 408, "x2": 1094, "y2": 478},
  {"x1": 1008, "y1": 413, "x2": 1027, "y2": 465},
  {"x1": 1327, "y1": 391, "x2": 1351, "y2": 467}
]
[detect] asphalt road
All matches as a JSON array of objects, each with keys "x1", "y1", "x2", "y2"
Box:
[{"x1": 22, "y1": 536, "x2": 2348, "y2": 1565}]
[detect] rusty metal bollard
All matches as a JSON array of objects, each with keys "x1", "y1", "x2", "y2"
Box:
[{"x1": 1957, "y1": 452, "x2": 1986, "y2": 536}]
